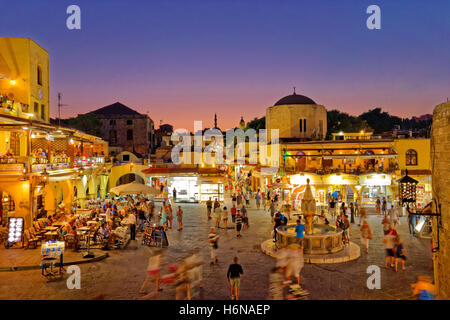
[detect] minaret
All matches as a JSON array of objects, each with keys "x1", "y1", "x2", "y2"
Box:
[
  {"x1": 214, "y1": 113, "x2": 218, "y2": 129},
  {"x1": 239, "y1": 116, "x2": 245, "y2": 130}
]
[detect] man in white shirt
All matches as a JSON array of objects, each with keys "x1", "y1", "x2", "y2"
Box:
[{"x1": 128, "y1": 212, "x2": 137, "y2": 240}]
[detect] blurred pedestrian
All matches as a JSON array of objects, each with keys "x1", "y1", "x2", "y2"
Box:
[
  {"x1": 222, "y1": 206, "x2": 229, "y2": 230},
  {"x1": 382, "y1": 216, "x2": 391, "y2": 235},
  {"x1": 360, "y1": 220, "x2": 372, "y2": 253},
  {"x1": 227, "y1": 256, "x2": 244, "y2": 300},
  {"x1": 376, "y1": 197, "x2": 381, "y2": 215},
  {"x1": 383, "y1": 229, "x2": 396, "y2": 268},
  {"x1": 208, "y1": 227, "x2": 219, "y2": 264},
  {"x1": 408, "y1": 212, "x2": 417, "y2": 236},
  {"x1": 255, "y1": 191, "x2": 261, "y2": 209},
  {"x1": 139, "y1": 250, "x2": 163, "y2": 294},
  {"x1": 412, "y1": 275, "x2": 436, "y2": 300},
  {"x1": 273, "y1": 212, "x2": 283, "y2": 242},
  {"x1": 176, "y1": 206, "x2": 183, "y2": 231},
  {"x1": 186, "y1": 248, "x2": 204, "y2": 289},
  {"x1": 231, "y1": 204, "x2": 237, "y2": 223},
  {"x1": 349, "y1": 202, "x2": 355, "y2": 224},
  {"x1": 127, "y1": 211, "x2": 137, "y2": 240},
  {"x1": 359, "y1": 206, "x2": 367, "y2": 226},
  {"x1": 268, "y1": 266, "x2": 285, "y2": 300},
  {"x1": 393, "y1": 235, "x2": 406, "y2": 272},
  {"x1": 294, "y1": 219, "x2": 305, "y2": 251},
  {"x1": 286, "y1": 244, "x2": 304, "y2": 286},
  {"x1": 175, "y1": 259, "x2": 191, "y2": 300},
  {"x1": 269, "y1": 200, "x2": 276, "y2": 220},
  {"x1": 382, "y1": 197, "x2": 387, "y2": 216},
  {"x1": 235, "y1": 211, "x2": 242, "y2": 238},
  {"x1": 206, "y1": 197, "x2": 213, "y2": 220}
]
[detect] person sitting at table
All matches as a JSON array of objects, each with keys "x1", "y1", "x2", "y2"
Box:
[
  {"x1": 98, "y1": 222, "x2": 111, "y2": 248},
  {"x1": 68, "y1": 225, "x2": 79, "y2": 249},
  {"x1": 61, "y1": 223, "x2": 71, "y2": 236}
]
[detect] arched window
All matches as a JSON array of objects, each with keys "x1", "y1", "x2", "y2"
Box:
[
  {"x1": 37, "y1": 66, "x2": 42, "y2": 85},
  {"x1": 406, "y1": 149, "x2": 418, "y2": 166}
]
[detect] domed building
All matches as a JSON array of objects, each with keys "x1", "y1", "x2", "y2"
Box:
[{"x1": 266, "y1": 90, "x2": 327, "y2": 140}]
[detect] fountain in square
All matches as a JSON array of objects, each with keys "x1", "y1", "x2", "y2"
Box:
[{"x1": 261, "y1": 179, "x2": 360, "y2": 263}]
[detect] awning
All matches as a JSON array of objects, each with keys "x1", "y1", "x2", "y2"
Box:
[
  {"x1": 323, "y1": 155, "x2": 358, "y2": 160},
  {"x1": 359, "y1": 154, "x2": 396, "y2": 159}
]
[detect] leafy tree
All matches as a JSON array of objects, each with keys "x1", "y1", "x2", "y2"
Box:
[
  {"x1": 246, "y1": 117, "x2": 265, "y2": 130},
  {"x1": 359, "y1": 108, "x2": 402, "y2": 134},
  {"x1": 58, "y1": 113, "x2": 103, "y2": 137},
  {"x1": 326, "y1": 110, "x2": 371, "y2": 138}
]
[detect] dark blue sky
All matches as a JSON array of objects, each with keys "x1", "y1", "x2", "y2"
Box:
[{"x1": 1, "y1": 0, "x2": 449, "y2": 130}]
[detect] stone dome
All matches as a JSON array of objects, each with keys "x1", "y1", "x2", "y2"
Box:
[{"x1": 274, "y1": 93, "x2": 316, "y2": 106}]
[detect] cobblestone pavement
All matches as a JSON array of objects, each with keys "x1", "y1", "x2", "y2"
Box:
[{"x1": 0, "y1": 200, "x2": 433, "y2": 300}]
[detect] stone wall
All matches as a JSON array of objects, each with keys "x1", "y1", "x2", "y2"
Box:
[
  {"x1": 100, "y1": 115, "x2": 152, "y2": 155},
  {"x1": 431, "y1": 101, "x2": 450, "y2": 299},
  {"x1": 266, "y1": 104, "x2": 327, "y2": 140}
]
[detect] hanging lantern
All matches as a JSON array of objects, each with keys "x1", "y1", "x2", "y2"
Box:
[{"x1": 398, "y1": 169, "x2": 418, "y2": 207}]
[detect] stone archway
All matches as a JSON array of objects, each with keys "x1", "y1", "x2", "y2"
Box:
[{"x1": 115, "y1": 173, "x2": 145, "y2": 186}]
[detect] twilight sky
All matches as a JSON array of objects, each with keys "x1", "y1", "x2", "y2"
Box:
[{"x1": 1, "y1": 0, "x2": 449, "y2": 131}]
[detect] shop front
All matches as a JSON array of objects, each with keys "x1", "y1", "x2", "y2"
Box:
[
  {"x1": 169, "y1": 176, "x2": 199, "y2": 203},
  {"x1": 198, "y1": 177, "x2": 224, "y2": 202},
  {"x1": 359, "y1": 174, "x2": 393, "y2": 207}
]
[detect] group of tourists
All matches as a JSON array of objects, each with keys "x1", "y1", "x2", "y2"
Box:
[{"x1": 139, "y1": 248, "x2": 204, "y2": 300}]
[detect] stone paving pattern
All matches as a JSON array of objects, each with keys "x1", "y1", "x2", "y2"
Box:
[{"x1": 0, "y1": 200, "x2": 433, "y2": 300}]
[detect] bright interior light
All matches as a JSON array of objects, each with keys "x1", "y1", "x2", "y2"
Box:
[{"x1": 9, "y1": 80, "x2": 16, "y2": 85}]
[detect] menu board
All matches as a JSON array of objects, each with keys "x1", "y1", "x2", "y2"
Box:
[
  {"x1": 41, "y1": 240, "x2": 65, "y2": 257},
  {"x1": 7, "y1": 217, "x2": 24, "y2": 244}
]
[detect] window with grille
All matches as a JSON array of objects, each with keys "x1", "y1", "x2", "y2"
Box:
[{"x1": 406, "y1": 149, "x2": 418, "y2": 166}]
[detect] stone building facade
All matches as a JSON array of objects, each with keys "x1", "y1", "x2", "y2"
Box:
[
  {"x1": 431, "y1": 101, "x2": 450, "y2": 299},
  {"x1": 266, "y1": 91, "x2": 327, "y2": 140},
  {"x1": 91, "y1": 102, "x2": 155, "y2": 156}
]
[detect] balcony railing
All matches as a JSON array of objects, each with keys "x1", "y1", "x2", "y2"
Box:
[
  {"x1": 0, "y1": 156, "x2": 26, "y2": 173},
  {"x1": 73, "y1": 156, "x2": 105, "y2": 169},
  {"x1": 285, "y1": 166, "x2": 396, "y2": 175}
]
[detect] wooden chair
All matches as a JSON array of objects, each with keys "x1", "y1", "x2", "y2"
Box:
[
  {"x1": 34, "y1": 222, "x2": 46, "y2": 236},
  {"x1": 29, "y1": 227, "x2": 43, "y2": 243},
  {"x1": 23, "y1": 230, "x2": 39, "y2": 249},
  {"x1": 64, "y1": 234, "x2": 76, "y2": 249}
]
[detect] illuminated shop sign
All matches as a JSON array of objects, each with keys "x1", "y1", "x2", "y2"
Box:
[{"x1": 7, "y1": 217, "x2": 24, "y2": 244}]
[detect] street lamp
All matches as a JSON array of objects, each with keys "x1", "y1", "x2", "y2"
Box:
[
  {"x1": 398, "y1": 169, "x2": 418, "y2": 207},
  {"x1": 41, "y1": 168, "x2": 50, "y2": 186}
]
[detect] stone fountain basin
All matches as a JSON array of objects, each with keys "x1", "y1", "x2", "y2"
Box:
[{"x1": 276, "y1": 223, "x2": 344, "y2": 255}]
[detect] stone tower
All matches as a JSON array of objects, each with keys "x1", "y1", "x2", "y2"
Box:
[{"x1": 430, "y1": 101, "x2": 450, "y2": 299}]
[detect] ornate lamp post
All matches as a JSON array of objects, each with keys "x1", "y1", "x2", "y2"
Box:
[{"x1": 398, "y1": 169, "x2": 418, "y2": 208}]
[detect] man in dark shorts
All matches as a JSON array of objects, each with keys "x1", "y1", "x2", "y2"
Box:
[
  {"x1": 227, "y1": 256, "x2": 244, "y2": 300},
  {"x1": 235, "y1": 211, "x2": 242, "y2": 238}
]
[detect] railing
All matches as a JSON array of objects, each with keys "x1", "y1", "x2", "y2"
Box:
[
  {"x1": 285, "y1": 166, "x2": 396, "y2": 175},
  {"x1": 73, "y1": 156, "x2": 105, "y2": 169},
  {"x1": 0, "y1": 156, "x2": 26, "y2": 173}
]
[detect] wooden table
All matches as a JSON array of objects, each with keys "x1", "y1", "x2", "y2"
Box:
[{"x1": 44, "y1": 231, "x2": 58, "y2": 240}]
